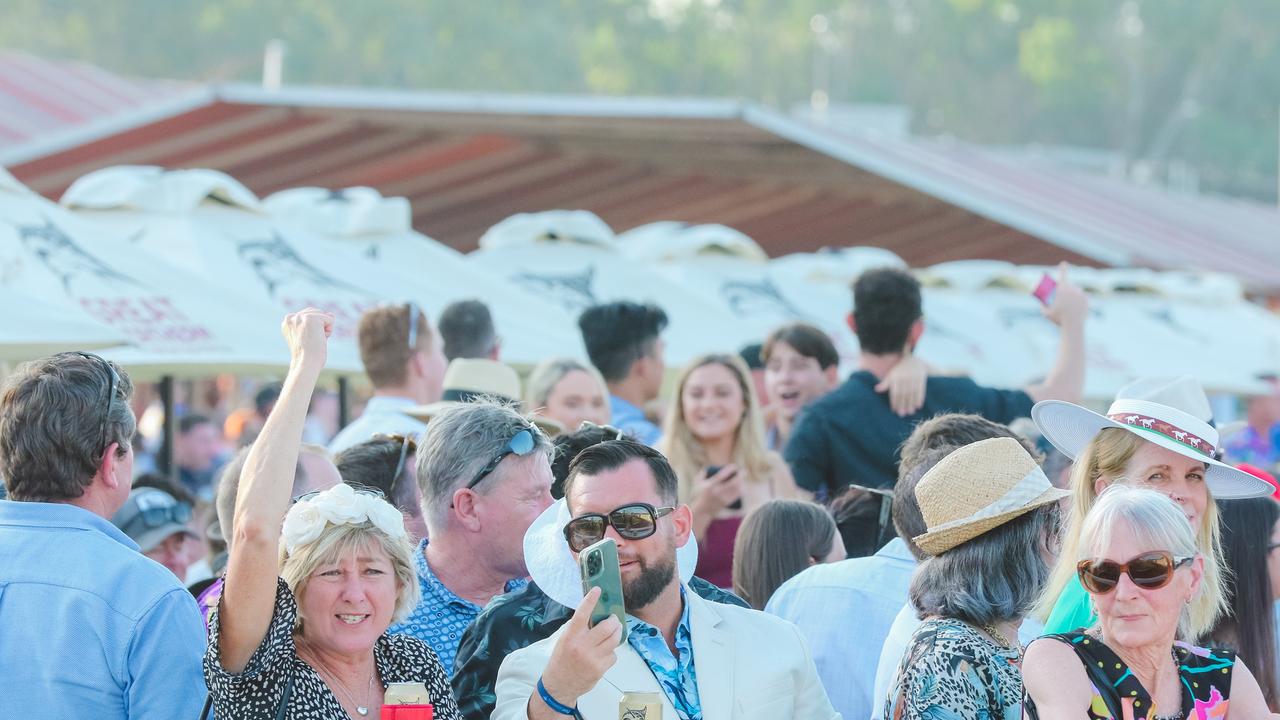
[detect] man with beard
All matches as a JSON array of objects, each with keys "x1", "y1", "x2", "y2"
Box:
[{"x1": 491, "y1": 440, "x2": 838, "y2": 720}]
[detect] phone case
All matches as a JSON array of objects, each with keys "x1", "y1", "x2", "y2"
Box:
[
  {"x1": 1032, "y1": 273, "x2": 1057, "y2": 306},
  {"x1": 579, "y1": 537, "x2": 628, "y2": 643}
]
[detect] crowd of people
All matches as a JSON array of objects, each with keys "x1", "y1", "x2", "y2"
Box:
[{"x1": 2, "y1": 264, "x2": 1280, "y2": 719}]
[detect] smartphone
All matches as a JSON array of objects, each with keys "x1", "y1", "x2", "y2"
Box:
[
  {"x1": 706, "y1": 465, "x2": 742, "y2": 510},
  {"x1": 1032, "y1": 272, "x2": 1057, "y2": 306},
  {"x1": 579, "y1": 537, "x2": 628, "y2": 644}
]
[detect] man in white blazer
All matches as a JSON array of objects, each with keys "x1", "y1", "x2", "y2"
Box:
[{"x1": 493, "y1": 439, "x2": 840, "y2": 720}]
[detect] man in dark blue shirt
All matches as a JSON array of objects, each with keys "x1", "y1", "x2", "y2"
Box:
[{"x1": 785, "y1": 264, "x2": 1087, "y2": 502}]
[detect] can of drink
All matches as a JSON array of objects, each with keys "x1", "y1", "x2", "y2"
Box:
[
  {"x1": 383, "y1": 681, "x2": 433, "y2": 720},
  {"x1": 619, "y1": 691, "x2": 663, "y2": 720}
]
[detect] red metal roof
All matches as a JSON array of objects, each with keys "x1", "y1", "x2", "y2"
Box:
[
  {"x1": 2, "y1": 84, "x2": 1276, "y2": 292},
  {"x1": 0, "y1": 51, "x2": 188, "y2": 150}
]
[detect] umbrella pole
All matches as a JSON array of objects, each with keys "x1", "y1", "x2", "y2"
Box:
[
  {"x1": 159, "y1": 375, "x2": 176, "y2": 483},
  {"x1": 337, "y1": 376, "x2": 350, "y2": 428}
]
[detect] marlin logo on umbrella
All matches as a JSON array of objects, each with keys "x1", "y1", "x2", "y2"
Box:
[
  {"x1": 513, "y1": 266, "x2": 598, "y2": 312},
  {"x1": 16, "y1": 217, "x2": 138, "y2": 294},
  {"x1": 236, "y1": 230, "x2": 371, "y2": 298},
  {"x1": 719, "y1": 277, "x2": 811, "y2": 321}
]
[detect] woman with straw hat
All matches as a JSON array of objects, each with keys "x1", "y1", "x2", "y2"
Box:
[
  {"x1": 883, "y1": 437, "x2": 1067, "y2": 720},
  {"x1": 1032, "y1": 377, "x2": 1273, "y2": 638}
]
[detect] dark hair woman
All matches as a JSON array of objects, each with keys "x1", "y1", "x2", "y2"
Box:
[
  {"x1": 731, "y1": 499, "x2": 844, "y2": 610},
  {"x1": 1205, "y1": 497, "x2": 1280, "y2": 710}
]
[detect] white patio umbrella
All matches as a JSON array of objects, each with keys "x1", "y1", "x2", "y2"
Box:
[
  {"x1": 0, "y1": 285, "x2": 128, "y2": 361},
  {"x1": 62, "y1": 166, "x2": 478, "y2": 375},
  {"x1": 0, "y1": 166, "x2": 289, "y2": 377},
  {"x1": 468, "y1": 211, "x2": 763, "y2": 365},
  {"x1": 262, "y1": 186, "x2": 583, "y2": 364}
]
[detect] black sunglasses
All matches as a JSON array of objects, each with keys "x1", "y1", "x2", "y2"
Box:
[
  {"x1": 373, "y1": 432, "x2": 417, "y2": 497},
  {"x1": 55, "y1": 351, "x2": 121, "y2": 457},
  {"x1": 563, "y1": 502, "x2": 675, "y2": 553},
  {"x1": 466, "y1": 427, "x2": 537, "y2": 490},
  {"x1": 1077, "y1": 551, "x2": 1194, "y2": 594},
  {"x1": 124, "y1": 500, "x2": 192, "y2": 537}
]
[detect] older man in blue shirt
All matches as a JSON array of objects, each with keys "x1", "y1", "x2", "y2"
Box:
[{"x1": 0, "y1": 351, "x2": 207, "y2": 719}]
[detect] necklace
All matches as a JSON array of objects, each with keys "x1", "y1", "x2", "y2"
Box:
[
  {"x1": 299, "y1": 641, "x2": 377, "y2": 717},
  {"x1": 978, "y1": 622, "x2": 1021, "y2": 659}
]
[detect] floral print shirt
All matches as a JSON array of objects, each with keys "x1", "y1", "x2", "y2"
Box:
[{"x1": 626, "y1": 587, "x2": 701, "y2": 720}]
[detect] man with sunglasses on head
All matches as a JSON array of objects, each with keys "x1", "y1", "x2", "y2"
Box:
[
  {"x1": 390, "y1": 398, "x2": 556, "y2": 673},
  {"x1": 329, "y1": 302, "x2": 448, "y2": 454},
  {"x1": 492, "y1": 440, "x2": 838, "y2": 720},
  {"x1": 334, "y1": 432, "x2": 429, "y2": 543},
  {"x1": 0, "y1": 352, "x2": 207, "y2": 719}
]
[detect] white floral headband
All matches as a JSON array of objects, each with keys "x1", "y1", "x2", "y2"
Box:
[{"x1": 281, "y1": 483, "x2": 407, "y2": 554}]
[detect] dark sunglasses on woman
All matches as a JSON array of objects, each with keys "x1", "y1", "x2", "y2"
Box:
[
  {"x1": 1076, "y1": 551, "x2": 1195, "y2": 594},
  {"x1": 563, "y1": 502, "x2": 675, "y2": 553}
]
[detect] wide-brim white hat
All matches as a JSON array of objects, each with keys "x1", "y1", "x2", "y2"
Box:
[
  {"x1": 1032, "y1": 376, "x2": 1271, "y2": 499},
  {"x1": 524, "y1": 498, "x2": 698, "y2": 609}
]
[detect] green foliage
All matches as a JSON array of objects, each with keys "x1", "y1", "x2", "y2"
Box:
[{"x1": 1, "y1": 0, "x2": 1276, "y2": 199}]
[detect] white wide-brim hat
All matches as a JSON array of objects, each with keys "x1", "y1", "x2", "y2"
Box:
[
  {"x1": 1032, "y1": 376, "x2": 1271, "y2": 499},
  {"x1": 524, "y1": 498, "x2": 698, "y2": 610}
]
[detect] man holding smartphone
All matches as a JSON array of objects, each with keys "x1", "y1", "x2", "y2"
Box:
[{"x1": 491, "y1": 440, "x2": 838, "y2": 720}]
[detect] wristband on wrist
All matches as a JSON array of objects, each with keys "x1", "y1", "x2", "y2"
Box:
[{"x1": 536, "y1": 677, "x2": 581, "y2": 718}]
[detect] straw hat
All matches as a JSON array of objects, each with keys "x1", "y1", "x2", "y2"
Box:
[
  {"x1": 1031, "y1": 376, "x2": 1271, "y2": 499},
  {"x1": 523, "y1": 498, "x2": 698, "y2": 609},
  {"x1": 405, "y1": 358, "x2": 563, "y2": 435},
  {"x1": 913, "y1": 437, "x2": 1069, "y2": 555}
]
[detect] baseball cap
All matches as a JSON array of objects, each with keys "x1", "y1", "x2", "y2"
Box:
[{"x1": 112, "y1": 487, "x2": 197, "y2": 553}]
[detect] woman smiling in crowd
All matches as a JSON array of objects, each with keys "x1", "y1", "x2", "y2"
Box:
[
  {"x1": 660, "y1": 353, "x2": 804, "y2": 588},
  {"x1": 205, "y1": 309, "x2": 459, "y2": 720},
  {"x1": 524, "y1": 357, "x2": 610, "y2": 434}
]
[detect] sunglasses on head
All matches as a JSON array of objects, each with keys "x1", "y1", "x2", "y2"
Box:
[
  {"x1": 466, "y1": 426, "x2": 537, "y2": 490},
  {"x1": 126, "y1": 500, "x2": 191, "y2": 537},
  {"x1": 1076, "y1": 551, "x2": 1195, "y2": 594},
  {"x1": 292, "y1": 485, "x2": 386, "y2": 505},
  {"x1": 576, "y1": 420, "x2": 627, "y2": 441},
  {"x1": 406, "y1": 302, "x2": 420, "y2": 352},
  {"x1": 55, "y1": 351, "x2": 121, "y2": 457},
  {"x1": 373, "y1": 432, "x2": 417, "y2": 497},
  {"x1": 563, "y1": 502, "x2": 675, "y2": 553}
]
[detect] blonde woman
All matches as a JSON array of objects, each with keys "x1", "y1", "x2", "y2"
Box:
[
  {"x1": 205, "y1": 309, "x2": 459, "y2": 720},
  {"x1": 659, "y1": 353, "x2": 804, "y2": 588},
  {"x1": 524, "y1": 358, "x2": 609, "y2": 433},
  {"x1": 1032, "y1": 376, "x2": 1272, "y2": 639}
]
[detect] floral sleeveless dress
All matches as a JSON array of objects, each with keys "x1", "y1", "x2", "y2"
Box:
[{"x1": 1024, "y1": 630, "x2": 1234, "y2": 720}]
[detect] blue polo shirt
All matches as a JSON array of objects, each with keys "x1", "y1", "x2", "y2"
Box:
[
  {"x1": 609, "y1": 395, "x2": 662, "y2": 447},
  {"x1": 389, "y1": 538, "x2": 527, "y2": 674},
  {"x1": 0, "y1": 500, "x2": 208, "y2": 719}
]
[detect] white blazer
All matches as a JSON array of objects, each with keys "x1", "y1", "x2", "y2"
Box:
[{"x1": 492, "y1": 588, "x2": 841, "y2": 720}]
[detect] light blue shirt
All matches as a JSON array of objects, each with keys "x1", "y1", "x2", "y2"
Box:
[
  {"x1": 765, "y1": 537, "x2": 916, "y2": 720},
  {"x1": 626, "y1": 588, "x2": 701, "y2": 720},
  {"x1": 609, "y1": 395, "x2": 662, "y2": 447},
  {"x1": 0, "y1": 500, "x2": 208, "y2": 719},
  {"x1": 389, "y1": 538, "x2": 527, "y2": 674},
  {"x1": 328, "y1": 395, "x2": 428, "y2": 454}
]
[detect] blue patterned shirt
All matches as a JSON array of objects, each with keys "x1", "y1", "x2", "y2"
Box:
[
  {"x1": 625, "y1": 589, "x2": 701, "y2": 720},
  {"x1": 389, "y1": 539, "x2": 527, "y2": 674}
]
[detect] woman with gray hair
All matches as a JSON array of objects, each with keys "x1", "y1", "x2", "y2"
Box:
[
  {"x1": 524, "y1": 357, "x2": 609, "y2": 434},
  {"x1": 883, "y1": 437, "x2": 1067, "y2": 720},
  {"x1": 203, "y1": 309, "x2": 460, "y2": 720},
  {"x1": 1023, "y1": 485, "x2": 1274, "y2": 719}
]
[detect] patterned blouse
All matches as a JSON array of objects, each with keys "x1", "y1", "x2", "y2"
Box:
[
  {"x1": 1024, "y1": 630, "x2": 1235, "y2": 720},
  {"x1": 205, "y1": 577, "x2": 461, "y2": 720},
  {"x1": 883, "y1": 617, "x2": 1023, "y2": 720}
]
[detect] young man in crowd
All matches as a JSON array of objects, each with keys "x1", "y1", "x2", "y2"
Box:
[
  {"x1": 0, "y1": 352, "x2": 207, "y2": 718},
  {"x1": 761, "y1": 322, "x2": 840, "y2": 450},
  {"x1": 577, "y1": 301, "x2": 669, "y2": 446},
  {"x1": 492, "y1": 440, "x2": 837, "y2": 720},
  {"x1": 785, "y1": 264, "x2": 1087, "y2": 500},
  {"x1": 390, "y1": 399, "x2": 556, "y2": 672},
  {"x1": 439, "y1": 298, "x2": 501, "y2": 361},
  {"x1": 172, "y1": 413, "x2": 225, "y2": 501},
  {"x1": 329, "y1": 302, "x2": 448, "y2": 453}
]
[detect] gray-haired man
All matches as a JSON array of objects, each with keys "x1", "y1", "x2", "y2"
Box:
[{"x1": 389, "y1": 398, "x2": 555, "y2": 672}]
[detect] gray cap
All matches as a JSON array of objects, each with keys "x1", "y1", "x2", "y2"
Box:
[{"x1": 112, "y1": 487, "x2": 197, "y2": 552}]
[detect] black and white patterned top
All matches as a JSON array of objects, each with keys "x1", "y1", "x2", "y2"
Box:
[{"x1": 205, "y1": 578, "x2": 461, "y2": 720}]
